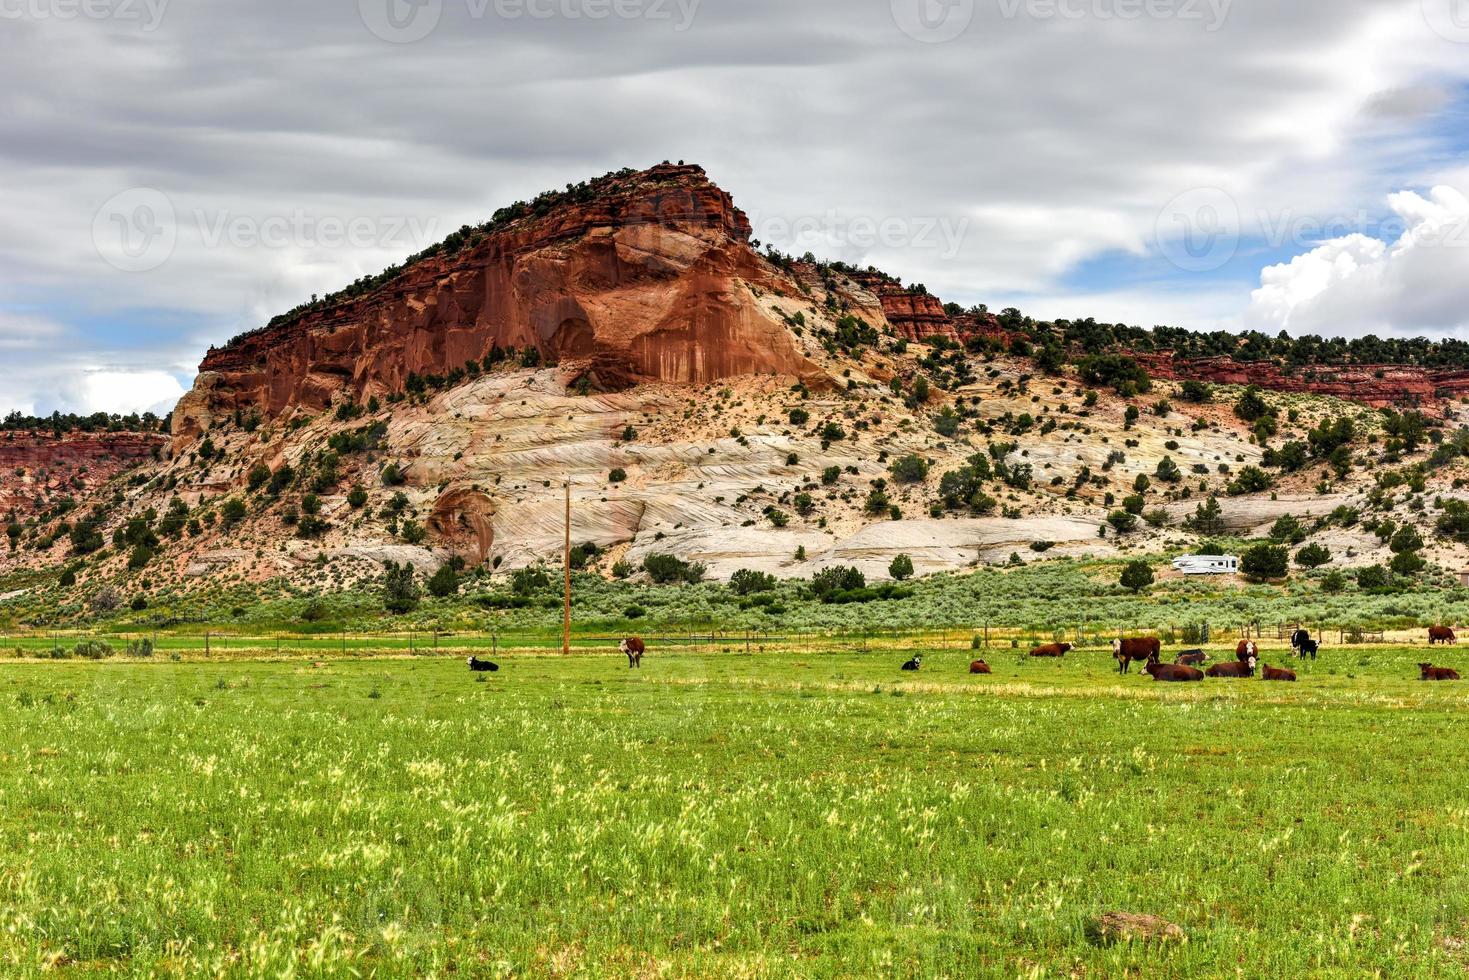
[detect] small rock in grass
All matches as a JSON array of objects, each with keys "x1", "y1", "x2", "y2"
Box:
[{"x1": 1086, "y1": 912, "x2": 1185, "y2": 946}]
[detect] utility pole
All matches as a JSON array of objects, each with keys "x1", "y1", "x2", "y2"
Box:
[{"x1": 563, "y1": 479, "x2": 572, "y2": 657}]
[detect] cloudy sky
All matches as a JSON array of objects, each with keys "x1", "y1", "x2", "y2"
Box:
[{"x1": 5, "y1": 0, "x2": 1469, "y2": 417}]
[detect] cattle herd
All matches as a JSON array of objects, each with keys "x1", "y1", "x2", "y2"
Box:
[{"x1": 463, "y1": 629, "x2": 1466, "y2": 683}]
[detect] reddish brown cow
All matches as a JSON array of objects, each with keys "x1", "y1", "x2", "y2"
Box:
[
  {"x1": 1261, "y1": 664, "x2": 1297, "y2": 682},
  {"x1": 1235, "y1": 640, "x2": 1259, "y2": 659},
  {"x1": 1430, "y1": 627, "x2": 1458, "y2": 646},
  {"x1": 1207, "y1": 654, "x2": 1258, "y2": 678},
  {"x1": 1176, "y1": 650, "x2": 1208, "y2": 667},
  {"x1": 969, "y1": 661, "x2": 992, "y2": 675},
  {"x1": 1145, "y1": 660, "x2": 1204, "y2": 683},
  {"x1": 620, "y1": 637, "x2": 645, "y2": 669},
  {"x1": 1420, "y1": 663, "x2": 1461, "y2": 681},
  {"x1": 1113, "y1": 637, "x2": 1161, "y2": 674},
  {"x1": 1030, "y1": 643, "x2": 1073, "y2": 658}
]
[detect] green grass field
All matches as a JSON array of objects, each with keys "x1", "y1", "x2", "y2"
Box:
[{"x1": 4, "y1": 646, "x2": 1469, "y2": 977}]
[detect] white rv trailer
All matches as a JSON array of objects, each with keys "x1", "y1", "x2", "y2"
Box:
[{"x1": 1172, "y1": 555, "x2": 1239, "y2": 576}]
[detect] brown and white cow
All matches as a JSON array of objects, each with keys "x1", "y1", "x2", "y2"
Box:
[
  {"x1": 620, "y1": 637, "x2": 645, "y2": 669},
  {"x1": 1236, "y1": 640, "x2": 1259, "y2": 660},
  {"x1": 1113, "y1": 637, "x2": 1161, "y2": 674},
  {"x1": 1208, "y1": 654, "x2": 1258, "y2": 678}
]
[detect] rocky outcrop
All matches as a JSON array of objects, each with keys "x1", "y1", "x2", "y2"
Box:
[
  {"x1": 176, "y1": 164, "x2": 826, "y2": 445},
  {"x1": 1141, "y1": 354, "x2": 1469, "y2": 407},
  {"x1": 849, "y1": 272, "x2": 957, "y2": 341},
  {"x1": 0, "y1": 431, "x2": 163, "y2": 514}
]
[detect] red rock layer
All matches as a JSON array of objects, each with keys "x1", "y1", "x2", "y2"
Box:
[
  {"x1": 0, "y1": 432, "x2": 163, "y2": 514},
  {"x1": 849, "y1": 273, "x2": 957, "y2": 341},
  {"x1": 1138, "y1": 354, "x2": 1469, "y2": 408},
  {"x1": 179, "y1": 164, "x2": 824, "y2": 441}
]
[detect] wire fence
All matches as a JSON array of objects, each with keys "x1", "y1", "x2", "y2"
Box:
[{"x1": 0, "y1": 620, "x2": 1431, "y2": 661}]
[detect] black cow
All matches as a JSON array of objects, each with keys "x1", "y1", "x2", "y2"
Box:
[
  {"x1": 467, "y1": 657, "x2": 500, "y2": 673},
  {"x1": 1290, "y1": 629, "x2": 1319, "y2": 660}
]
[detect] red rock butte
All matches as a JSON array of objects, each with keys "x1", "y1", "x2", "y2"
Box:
[{"x1": 177, "y1": 164, "x2": 832, "y2": 439}]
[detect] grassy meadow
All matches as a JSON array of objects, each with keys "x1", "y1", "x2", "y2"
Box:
[{"x1": 3, "y1": 643, "x2": 1469, "y2": 977}]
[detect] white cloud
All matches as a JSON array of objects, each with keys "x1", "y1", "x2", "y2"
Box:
[{"x1": 1247, "y1": 186, "x2": 1469, "y2": 337}]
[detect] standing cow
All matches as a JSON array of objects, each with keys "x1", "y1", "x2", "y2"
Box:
[
  {"x1": 1113, "y1": 637, "x2": 1161, "y2": 674},
  {"x1": 1430, "y1": 626, "x2": 1458, "y2": 646},
  {"x1": 620, "y1": 637, "x2": 645, "y2": 669},
  {"x1": 1290, "y1": 630, "x2": 1318, "y2": 660}
]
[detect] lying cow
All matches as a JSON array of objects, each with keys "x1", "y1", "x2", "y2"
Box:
[
  {"x1": 467, "y1": 657, "x2": 500, "y2": 673},
  {"x1": 1290, "y1": 630, "x2": 1318, "y2": 660},
  {"x1": 1145, "y1": 659, "x2": 1204, "y2": 683},
  {"x1": 1030, "y1": 643, "x2": 1072, "y2": 658},
  {"x1": 901, "y1": 656, "x2": 922, "y2": 672},
  {"x1": 1176, "y1": 650, "x2": 1208, "y2": 667},
  {"x1": 969, "y1": 660, "x2": 992, "y2": 675},
  {"x1": 1261, "y1": 664, "x2": 1297, "y2": 682},
  {"x1": 620, "y1": 637, "x2": 645, "y2": 669},
  {"x1": 1430, "y1": 626, "x2": 1458, "y2": 646},
  {"x1": 1420, "y1": 663, "x2": 1462, "y2": 681},
  {"x1": 1208, "y1": 654, "x2": 1258, "y2": 679},
  {"x1": 1113, "y1": 637, "x2": 1161, "y2": 674}
]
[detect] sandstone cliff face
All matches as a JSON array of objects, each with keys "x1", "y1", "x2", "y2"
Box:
[
  {"x1": 0, "y1": 432, "x2": 163, "y2": 514},
  {"x1": 848, "y1": 272, "x2": 956, "y2": 341},
  {"x1": 177, "y1": 164, "x2": 825, "y2": 445},
  {"x1": 1138, "y1": 355, "x2": 1469, "y2": 407}
]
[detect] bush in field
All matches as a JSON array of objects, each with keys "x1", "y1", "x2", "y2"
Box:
[
  {"x1": 1357, "y1": 565, "x2": 1392, "y2": 590},
  {"x1": 511, "y1": 565, "x2": 553, "y2": 595},
  {"x1": 1187, "y1": 496, "x2": 1226, "y2": 535},
  {"x1": 889, "y1": 554, "x2": 914, "y2": 581},
  {"x1": 427, "y1": 564, "x2": 460, "y2": 598},
  {"x1": 811, "y1": 566, "x2": 865, "y2": 600},
  {"x1": 1120, "y1": 560, "x2": 1154, "y2": 593},
  {"x1": 1269, "y1": 515, "x2": 1308, "y2": 545},
  {"x1": 1296, "y1": 544, "x2": 1332, "y2": 569},
  {"x1": 1107, "y1": 511, "x2": 1138, "y2": 534},
  {"x1": 643, "y1": 554, "x2": 705, "y2": 585},
  {"x1": 1241, "y1": 544, "x2": 1289, "y2": 582},
  {"x1": 381, "y1": 561, "x2": 420, "y2": 614},
  {"x1": 730, "y1": 569, "x2": 777, "y2": 595},
  {"x1": 890, "y1": 454, "x2": 929, "y2": 483}
]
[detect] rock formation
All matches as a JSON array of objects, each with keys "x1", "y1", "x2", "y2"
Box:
[{"x1": 177, "y1": 164, "x2": 828, "y2": 445}]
